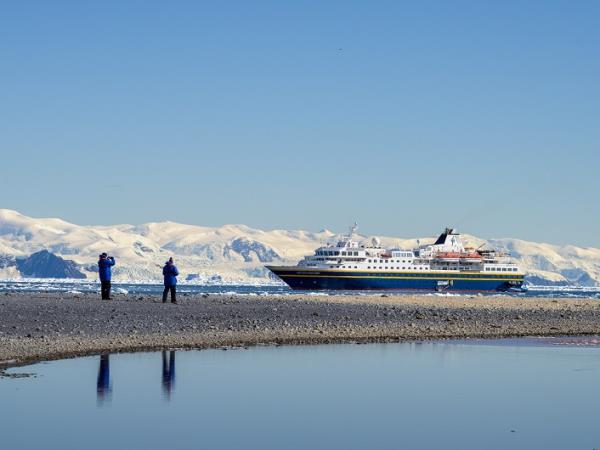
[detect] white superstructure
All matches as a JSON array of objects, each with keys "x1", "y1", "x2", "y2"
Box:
[{"x1": 298, "y1": 225, "x2": 521, "y2": 274}]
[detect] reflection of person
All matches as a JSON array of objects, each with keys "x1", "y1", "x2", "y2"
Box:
[
  {"x1": 97, "y1": 354, "x2": 112, "y2": 404},
  {"x1": 162, "y1": 258, "x2": 179, "y2": 304},
  {"x1": 98, "y1": 253, "x2": 116, "y2": 300},
  {"x1": 162, "y1": 351, "x2": 176, "y2": 399}
]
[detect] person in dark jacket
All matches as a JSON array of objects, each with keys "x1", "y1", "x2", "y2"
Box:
[
  {"x1": 98, "y1": 253, "x2": 116, "y2": 300},
  {"x1": 162, "y1": 257, "x2": 179, "y2": 304}
]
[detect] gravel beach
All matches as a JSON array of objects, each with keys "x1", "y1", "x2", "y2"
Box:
[{"x1": 1, "y1": 292, "x2": 600, "y2": 368}]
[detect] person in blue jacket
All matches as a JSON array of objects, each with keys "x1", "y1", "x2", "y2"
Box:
[
  {"x1": 98, "y1": 253, "x2": 116, "y2": 300},
  {"x1": 162, "y1": 257, "x2": 179, "y2": 304}
]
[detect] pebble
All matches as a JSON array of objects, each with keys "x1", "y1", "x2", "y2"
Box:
[{"x1": 1, "y1": 292, "x2": 599, "y2": 367}]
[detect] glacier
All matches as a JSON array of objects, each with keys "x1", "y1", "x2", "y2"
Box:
[{"x1": 0, "y1": 208, "x2": 599, "y2": 287}]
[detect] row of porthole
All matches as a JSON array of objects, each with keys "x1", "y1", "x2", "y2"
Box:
[
  {"x1": 334, "y1": 266, "x2": 518, "y2": 272},
  {"x1": 368, "y1": 259, "x2": 410, "y2": 263},
  {"x1": 325, "y1": 272, "x2": 522, "y2": 279}
]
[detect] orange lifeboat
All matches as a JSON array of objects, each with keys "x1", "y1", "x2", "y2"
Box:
[
  {"x1": 459, "y1": 252, "x2": 483, "y2": 263},
  {"x1": 435, "y1": 252, "x2": 482, "y2": 263},
  {"x1": 434, "y1": 252, "x2": 461, "y2": 262}
]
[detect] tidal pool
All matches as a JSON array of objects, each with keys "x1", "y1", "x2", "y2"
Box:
[{"x1": 2, "y1": 339, "x2": 600, "y2": 450}]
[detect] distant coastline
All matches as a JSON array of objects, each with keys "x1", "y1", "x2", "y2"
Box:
[{"x1": 1, "y1": 209, "x2": 600, "y2": 286}]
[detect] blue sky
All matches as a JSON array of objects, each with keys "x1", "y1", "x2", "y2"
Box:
[{"x1": 1, "y1": 1, "x2": 599, "y2": 246}]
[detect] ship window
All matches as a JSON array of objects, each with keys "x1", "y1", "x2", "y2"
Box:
[
  {"x1": 368, "y1": 259, "x2": 372, "y2": 263},
  {"x1": 367, "y1": 266, "x2": 371, "y2": 269},
  {"x1": 335, "y1": 251, "x2": 340, "y2": 256}
]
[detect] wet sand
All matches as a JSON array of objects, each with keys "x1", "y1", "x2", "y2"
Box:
[{"x1": 1, "y1": 292, "x2": 600, "y2": 368}]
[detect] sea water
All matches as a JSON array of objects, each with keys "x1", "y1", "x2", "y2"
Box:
[{"x1": 0, "y1": 280, "x2": 599, "y2": 298}]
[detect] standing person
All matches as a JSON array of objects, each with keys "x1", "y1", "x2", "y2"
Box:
[
  {"x1": 162, "y1": 257, "x2": 179, "y2": 304},
  {"x1": 98, "y1": 253, "x2": 116, "y2": 300}
]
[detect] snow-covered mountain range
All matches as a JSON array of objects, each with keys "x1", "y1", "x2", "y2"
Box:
[{"x1": 0, "y1": 209, "x2": 599, "y2": 286}]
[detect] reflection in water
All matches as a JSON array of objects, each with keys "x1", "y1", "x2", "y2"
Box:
[
  {"x1": 96, "y1": 351, "x2": 177, "y2": 403},
  {"x1": 5, "y1": 343, "x2": 600, "y2": 450},
  {"x1": 162, "y1": 351, "x2": 176, "y2": 400},
  {"x1": 96, "y1": 354, "x2": 112, "y2": 405}
]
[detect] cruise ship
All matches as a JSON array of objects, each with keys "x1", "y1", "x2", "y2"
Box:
[{"x1": 266, "y1": 226, "x2": 525, "y2": 292}]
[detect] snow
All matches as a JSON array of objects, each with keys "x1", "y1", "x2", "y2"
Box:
[{"x1": 0, "y1": 209, "x2": 599, "y2": 286}]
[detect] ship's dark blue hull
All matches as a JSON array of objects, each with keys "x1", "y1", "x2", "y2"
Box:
[{"x1": 266, "y1": 267, "x2": 525, "y2": 292}]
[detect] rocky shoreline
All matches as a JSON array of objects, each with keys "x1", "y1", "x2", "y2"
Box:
[{"x1": 1, "y1": 292, "x2": 600, "y2": 368}]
